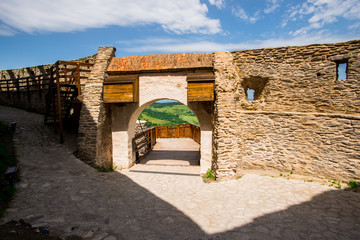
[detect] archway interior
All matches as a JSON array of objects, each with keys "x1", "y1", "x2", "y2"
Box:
[
  {"x1": 138, "y1": 99, "x2": 199, "y2": 127},
  {"x1": 134, "y1": 99, "x2": 201, "y2": 166}
]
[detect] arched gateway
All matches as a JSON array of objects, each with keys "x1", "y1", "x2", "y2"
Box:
[{"x1": 78, "y1": 48, "x2": 214, "y2": 174}]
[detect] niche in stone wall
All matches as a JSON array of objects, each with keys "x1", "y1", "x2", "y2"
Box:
[{"x1": 241, "y1": 76, "x2": 268, "y2": 101}]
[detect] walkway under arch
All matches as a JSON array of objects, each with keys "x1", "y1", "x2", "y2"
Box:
[
  {"x1": 139, "y1": 138, "x2": 200, "y2": 166},
  {"x1": 110, "y1": 72, "x2": 213, "y2": 174},
  {"x1": 130, "y1": 138, "x2": 201, "y2": 175}
]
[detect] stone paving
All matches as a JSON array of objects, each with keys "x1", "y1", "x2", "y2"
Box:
[
  {"x1": 137, "y1": 138, "x2": 200, "y2": 166},
  {"x1": 1, "y1": 105, "x2": 360, "y2": 240}
]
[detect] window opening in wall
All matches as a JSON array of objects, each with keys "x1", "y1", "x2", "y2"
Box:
[
  {"x1": 247, "y1": 88, "x2": 255, "y2": 101},
  {"x1": 337, "y1": 62, "x2": 347, "y2": 80},
  {"x1": 241, "y1": 76, "x2": 268, "y2": 102}
]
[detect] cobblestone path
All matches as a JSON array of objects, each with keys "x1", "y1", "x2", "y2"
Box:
[
  {"x1": 1, "y1": 105, "x2": 360, "y2": 240},
  {"x1": 138, "y1": 138, "x2": 200, "y2": 166}
]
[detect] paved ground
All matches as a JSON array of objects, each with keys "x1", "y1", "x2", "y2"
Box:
[
  {"x1": 137, "y1": 138, "x2": 200, "y2": 166},
  {"x1": 1, "y1": 105, "x2": 360, "y2": 240}
]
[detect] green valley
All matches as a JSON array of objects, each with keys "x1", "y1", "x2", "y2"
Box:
[{"x1": 138, "y1": 101, "x2": 199, "y2": 127}]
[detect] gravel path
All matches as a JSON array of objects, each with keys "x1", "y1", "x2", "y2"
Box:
[{"x1": 1, "y1": 105, "x2": 360, "y2": 240}]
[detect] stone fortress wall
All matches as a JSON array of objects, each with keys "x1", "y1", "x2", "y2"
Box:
[{"x1": 213, "y1": 40, "x2": 360, "y2": 180}]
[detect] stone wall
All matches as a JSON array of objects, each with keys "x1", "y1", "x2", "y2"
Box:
[
  {"x1": 78, "y1": 47, "x2": 116, "y2": 168},
  {"x1": 0, "y1": 90, "x2": 48, "y2": 114},
  {"x1": 135, "y1": 120, "x2": 147, "y2": 134},
  {"x1": 237, "y1": 112, "x2": 359, "y2": 180},
  {"x1": 213, "y1": 40, "x2": 360, "y2": 181}
]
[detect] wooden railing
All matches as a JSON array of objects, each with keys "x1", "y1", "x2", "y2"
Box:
[
  {"x1": 46, "y1": 61, "x2": 94, "y2": 143},
  {"x1": 156, "y1": 123, "x2": 200, "y2": 143},
  {"x1": 0, "y1": 60, "x2": 93, "y2": 143},
  {"x1": 53, "y1": 60, "x2": 94, "y2": 95},
  {"x1": 134, "y1": 127, "x2": 157, "y2": 162},
  {"x1": 0, "y1": 61, "x2": 92, "y2": 100},
  {"x1": 134, "y1": 123, "x2": 200, "y2": 162},
  {"x1": 0, "y1": 73, "x2": 51, "y2": 99}
]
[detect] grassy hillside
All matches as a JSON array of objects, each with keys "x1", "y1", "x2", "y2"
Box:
[{"x1": 138, "y1": 102, "x2": 199, "y2": 127}]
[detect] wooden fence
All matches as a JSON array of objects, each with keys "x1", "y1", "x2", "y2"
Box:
[
  {"x1": 155, "y1": 123, "x2": 200, "y2": 143},
  {"x1": 134, "y1": 127, "x2": 157, "y2": 162},
  {"x1": 0, "y1": 61, "x2": 93, "y2": 95},
  {"x1": 0, "y1": 61, "x2": 93, "y2": 143},
  {"x1": 47, "y1": 61, "x2": 94, "y2": 143},
  {"x1": 134, "y1": 123, "x2": 200, "y2": 162},
  {"x1": 0, "y1": 73, "x2": 51, "y2": 99}
]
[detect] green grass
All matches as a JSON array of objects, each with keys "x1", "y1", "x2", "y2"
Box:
[
  {"x1": 0, "y1": 121, "x2": 17, "y2": 217},
  {"x1": 205, "y1": 169, "x2": 215, "y2": 180},
  {"x1": 348, "y1": 180, "x2": 359, "y2": 188},
  {"x1": 179, "y1": 115, "x2": 199, "y2": 125},
  {"x1": 139, "y1": 102, "x2": 199, "y2": 127}
]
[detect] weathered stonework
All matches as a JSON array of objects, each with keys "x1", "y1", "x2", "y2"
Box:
[
  {"x1": 213, "y1": 40, "x2": 360, "y2": 181},
  {"x1": 213, "y1": 51, "x2": 242, "y2": 178},
  {"x1": 78, "y1": 47, "x2": 116, "y2": 168},
  {"x1": 237, "y1": 112, "x2": 359, "y2": 179}
]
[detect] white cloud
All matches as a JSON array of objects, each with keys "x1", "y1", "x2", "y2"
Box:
[
  {"x1": 232, "y1": 6, "x2": 260, "y2": 24},
  {"x1": 264, "y1": 0, "x2": 281, "y2": 14},
  {"x1": 286, "y1": 0, "x2": 360, "y2": 35},
  {"x1": 0, "y1": 0, "x2": 221, "y2": 35},
  {"x1": 208, "y1": 0, "x2": 225, "y2": 9},
  {"x1": 119, "y1": 33, "x2": 360, "y2": 53}
]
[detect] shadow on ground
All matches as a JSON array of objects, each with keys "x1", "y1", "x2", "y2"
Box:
[{"x1": 8, "y1": 159, "x2": 360, "y2": 239}]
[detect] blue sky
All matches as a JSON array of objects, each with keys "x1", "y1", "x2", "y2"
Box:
[{"x1": 0, "y1": 0, "x2": 359, "y2": 70}]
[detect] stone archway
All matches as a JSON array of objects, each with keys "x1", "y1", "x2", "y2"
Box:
[{"x1": 110, "y1": 72, "x2": 213, "y2": 174}]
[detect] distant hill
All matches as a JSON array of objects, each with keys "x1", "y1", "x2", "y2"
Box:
[{"x1": 138, "y1": 102, "x2": 199, "y2": 127}]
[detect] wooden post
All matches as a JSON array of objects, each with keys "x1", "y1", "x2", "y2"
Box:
[
  {"x1": 76, "y1": 62, "x2": 81, "y2": 95},
  {"x1": 38, "y1": 76, "x2": 42, "y2": 98},
  {"x1": 150, "y1": 128, "x2": 153, "y2": 149},
  {"x1": 177, "y1": 125, "x2": 180, "y2": 138},
  {"x1": 5, "y1": 76, "x2": 10, "y2": 97},
  {"x1": 64, "y1": 65, "x2": 67, "y2": 84},
  {"x1": 56, "y1": 63, "x2": 64, "y2": 143},
  {"x1": 166, "y1": 125, "x2": 168, "y2": 138},
  {"x1": 16, "y1": 76, "x2": 20, "y2": 99},
  {"x1": 26, "y1": 77, "x2": 30, "y2": 101},
  {"x1": 4, "y1": 76, "x2": 8, "y2": 91},
  {"x1": 50, "y1": 67, "x2": 58, "y2": 133}
]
